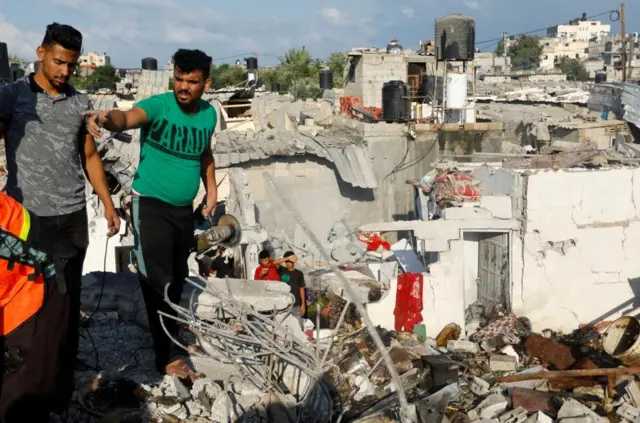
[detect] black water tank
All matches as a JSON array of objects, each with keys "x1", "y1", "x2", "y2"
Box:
[
  {"x1": 245, "y1": 57, "x2": 258, "y2": 70},
  {"x1": 595, "y1": 72, "x2": 607, "y2": 83},
  {"x1": 421, "y1": 75, "x2": 444, "y2": 104},
  {"x1": 34, "y1": 61, "x2": 41, "y2": 74},
  {"x1": 118, "y1": 69, "x2": 126, "y2": 78},
  {"x1": 435, "y1": 14, "x2": 476, "y2": 61},
  {"x1": 271, "y1": 82, "x2": 281, "y2": 93},
  {"x1": 382, "y1": 81, "x2": 410, "y2": 122},
  {"x1": 0, "y1": 43, "x2": 10, "y2": 82},
  {"x1": 141, "y1": 57, "x2": 157, "y2": 70},
  {"x1": 319, "y1": 69, "x2": 333, "y2": 89}
]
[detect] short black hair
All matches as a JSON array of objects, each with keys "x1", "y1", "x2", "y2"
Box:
[
  {"x1": 42, "y1": 23, "x2": 83, "y2": 52},
  {"x1": 173, "y1": 49, "x2": 212, "y2": 79},
  {"x1": 259, "y1": 250, "x2": 271, "y2": 260},
  {"x1": 283, "y1": 251, "x2": 295, "y2": 258}
]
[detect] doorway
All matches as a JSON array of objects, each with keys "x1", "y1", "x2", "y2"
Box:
[{"x1": 463, "y1": 231, "x2": 511, "y2": 313}]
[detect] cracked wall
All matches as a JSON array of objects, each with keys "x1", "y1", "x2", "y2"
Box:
[{"x1": 511, "y1": 168, "x2": 640, "y2": 332}]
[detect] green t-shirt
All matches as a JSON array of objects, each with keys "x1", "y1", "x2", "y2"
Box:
[{"x1": 132, "y1": 92, "x2": 217, "y2": 206}]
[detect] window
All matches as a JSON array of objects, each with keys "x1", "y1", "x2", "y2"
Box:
[{"x1": 576, "y1": 54, "x2": 580, "y2": 59}]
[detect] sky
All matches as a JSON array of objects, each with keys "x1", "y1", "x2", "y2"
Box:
[{"x1": 1, "y1": 0, "x2": 638, "y2": 68}]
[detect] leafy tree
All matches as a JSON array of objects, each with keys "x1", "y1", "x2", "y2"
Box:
[
  {"x1": 555, "y1": 58, "x2": 589, "y2": 81},
  {"x1": 326, "y1": 52, "x2": 346, "y2": 87},
  {"x1": 501, "y1": 35, "x2": 543, "y2": 70},
  {"x1": 8, "y1": 55, "x2": 22, "y2": 64},
  {"x1": 495, "y1": 40, "x2": 505, "y2": 57},
  {"x1": 210, "y1": 63, "x2": 245, "y2": 89},
  {"x1": 86, "y1": 65, "x2": 120, "y2": 90}
]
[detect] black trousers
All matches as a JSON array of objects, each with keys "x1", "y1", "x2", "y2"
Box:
[
  {"x1": 39, "y1": 208, "x2": 88, "y2": 406},
  {"x1": 131, "y1": 196, "x2": 194, "y2": 372}
]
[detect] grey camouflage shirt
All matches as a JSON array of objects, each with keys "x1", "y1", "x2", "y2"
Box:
[{"x1": 0, "y1": 74, "x2": 91, "y2": 216}]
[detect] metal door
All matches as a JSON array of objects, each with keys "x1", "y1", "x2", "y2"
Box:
[{"x1": 477, "y1": 233, "x2": 509, "y2": 310}]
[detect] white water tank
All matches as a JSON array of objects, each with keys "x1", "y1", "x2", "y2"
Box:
[{"x1": 446, "y1": 73, "x2": 467, "y2": 109}]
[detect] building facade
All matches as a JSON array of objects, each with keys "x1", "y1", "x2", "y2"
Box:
[
  {"x1": 474, "y1": 52, "x2": 511, "y2": 75},
  {"x1": 539, "y1": 38, "x2": 589, "y2": 70},
  {"x1": 78, "y1": 51, "x2": 111, "y2": 76},
  {"x1": 547, "y1": 17, "x2": 610, "y2": 42}
]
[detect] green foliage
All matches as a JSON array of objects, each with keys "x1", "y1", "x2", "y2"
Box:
[
  {"x1": 168, "y1": 79, "x2": 173, "y2": 90},
  {"x1": 495, "y1": 40, "x2": 505, "y2": 57},
  {"x1": 208, "y1": 48, "x2": 344, "y2": 100},
  {"x1": 555, "y1": 58, "x2": 590, "y2": 81},
  {"x1": 505, "y1": 35, "x2": 543, "y2": 70},
  {"x1": 326, "y1": 52, "x2": 346, "y2": 87},
  {"x1": 8, "y1": 55, "x2": 22, "y2": 64},
  {"x1": 210, "y1": 63, "x2": 246, "y2": 89},
  {"x1": 70, "y1": 65, "x2": 120, "y2": 90}
]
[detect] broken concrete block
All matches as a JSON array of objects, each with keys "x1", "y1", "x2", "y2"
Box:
[
  {"x1": 512, "y1": 388, "x2": 557, "y2": 414},
  {"x1": 499, "y1": 407, "x2": 528, "y2": 423},
  {"x1": 447, "y1": 340, "x2": 479, "y2": 354},
  {"x1": 480, "y1": 335, "x2": 508, "y2": 352},
  {"x1": 160, "y1": 375, "x2": 191, "y2": 402},
  {"x1": 490, "y1": 354, "x2": 517, "y2": 372},
  {"x1": 617, "y1": 403, "x2": 640, "y2": 422},
  {"x1": 557, "y1": 399, "x2": 607, "y2": 423},
  {"x1": 468, "y1": 394, "x2": 509, "y2": 420},
  {"x1": 470, "y1": 377, "x2": 491, "y2": 397},
  {"x1": 523, "y1": 412, "x2": 553, "y2": 423}
]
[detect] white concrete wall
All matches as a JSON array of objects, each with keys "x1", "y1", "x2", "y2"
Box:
[
  {"x1": 512, "y1": 168, "x2": 640, "y2": 331},
  {"x1": 344, "y1": 53, "x2": 408, "y2": 109}
]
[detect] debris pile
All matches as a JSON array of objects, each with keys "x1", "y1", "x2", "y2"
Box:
[{"x1": 316, "y1": 310, "x2": 640, "y2": 423}]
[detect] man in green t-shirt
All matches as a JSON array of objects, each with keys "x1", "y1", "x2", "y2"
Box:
[{"x1": 84, "y1": 49, "x2": 217, "y2": 379}]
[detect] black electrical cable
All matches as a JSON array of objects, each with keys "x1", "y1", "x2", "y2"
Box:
[{"x1": 475, "y1": 9, "x2": 621, "y2": 46}]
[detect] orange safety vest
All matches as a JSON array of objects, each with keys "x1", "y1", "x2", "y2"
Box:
[{"x1": 0, "y1": 191, "x2": 45, "y2": 336}]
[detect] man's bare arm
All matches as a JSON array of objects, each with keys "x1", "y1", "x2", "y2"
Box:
[
  {"x1": 101, "y1": 107, "x2": 149, "y2": 132},
  {"x1": 82, "y1": 133, "x2": 121, "y2": 231},
  {"x1": 200, "y1": 147, "x2": 217, "y2": 216},
  {"x1": 84, "y1": 107, "x2": 149, "y2": 138}
]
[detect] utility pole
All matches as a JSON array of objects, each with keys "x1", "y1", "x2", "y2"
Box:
[
  {"x1": 621, "y1": 3, "x2": 627, "y2": 82},
  {"x1": 502, "y1": 32, "x2": 509, "y2": 58},
  {"x1": 629, "y1": 33, "x2": 636, "y2": 81}
]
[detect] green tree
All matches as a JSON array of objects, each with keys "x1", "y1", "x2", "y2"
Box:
[
  {"x1": 325, "y1": 52, "x2": 346, "y2": 87},
  {"x1": 555, "y1": 58, "x2": 589, "y2": 81},
  {"x1": 503, "y1": 35, "x2": 543, "y2": 70},
  {"x1": 8, "y1": 55, "x2": 22, "y2": 64},
  {"x1": 495, "y1": 40, "x2": 505, "y2": 57},
  {"x1": 210, "y1": 63, "x2": 246, "y2": 89},
  {"x1": 85, "y1": 65, "x2": 120, "y2": 90}
]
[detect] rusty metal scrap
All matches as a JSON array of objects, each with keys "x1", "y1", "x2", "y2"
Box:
[
  {"x1": 499, "y1": 366, "x2": 640, "y2": 383},
  {"x1": 524, "y1": 334, "x2": 577, "y2": 370}
]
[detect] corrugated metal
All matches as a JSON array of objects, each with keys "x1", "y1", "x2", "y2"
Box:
[{"x1": 588, "y1": 83, "x2": 640, "y2": 128}]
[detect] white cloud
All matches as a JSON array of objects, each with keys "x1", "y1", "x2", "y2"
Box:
[
  {"x1": 321, "y1": 7, "x2": 347, "y2": 25},
  {"x1": 401, "y1": 7, "x2": 415, "y2": 19},
  {"x1": 52, "y1": 0, "x2": 85, "y2": 7},
  {"x1": 0, "y1": 13, "x2": 41, "y2": 60},
  {"x1": 464, "y1": 1, "x2": 479, "y2": 9},
  {"x1": 163, "y1": 25, "x2": 228, "y2": 44}
]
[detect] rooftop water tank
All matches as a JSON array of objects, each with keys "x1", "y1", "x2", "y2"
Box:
[
  {"x1": 445, "y1": 73, "x2": 467, "y2": 109},
  {"x1": 141, "y1": 57, "x2": 158, "y2": 70},
  {"x1": 319, "y1": 69, "x2": 333, "y2": 89},
  {"x1": 245, "y1": 57, "x2": 258, "y2": 70},
  {"x1": 435, "y1": 14, "x2": 476, "y2": 61},
  {"x1": 386, "y1": 39, "x2": 404, "y2": 54},
  {"x1": 382, "y1": 81, "x2": 410, "y2": 122}
]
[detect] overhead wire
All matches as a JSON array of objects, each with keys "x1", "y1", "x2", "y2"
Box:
[{"x1": 475, "y1": 9, "x2": 621, "y2": 46}]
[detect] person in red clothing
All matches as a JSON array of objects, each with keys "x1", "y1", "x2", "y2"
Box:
[{"x1": 254, "y1": 249, "x2": 294, "y2": 280}]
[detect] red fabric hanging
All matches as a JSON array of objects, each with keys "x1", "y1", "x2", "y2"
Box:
[{"x1": 394, "y1": 272, "x2": 424, "y2": 333}]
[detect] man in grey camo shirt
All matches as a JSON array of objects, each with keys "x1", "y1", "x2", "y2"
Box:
[{"x1": 0, "y1": 23, "x2": 120, "y2": 413}]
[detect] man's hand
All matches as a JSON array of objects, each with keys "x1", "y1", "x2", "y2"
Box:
[
  {"x1": 82, "y1": 110, "x2": 109, "y2": 139},
  {"x1": 105, "y1": 206, "x2": 121, "y2": 237},
  {"x1": 301, "y1": 304, "x2": 306, "y2": 316},
  {"x1": 201, "y1": 191, "x2": 218, "y2": 218},
  {"x1": 261, "y1": 268, "x2": 269, "y2": 276}
]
